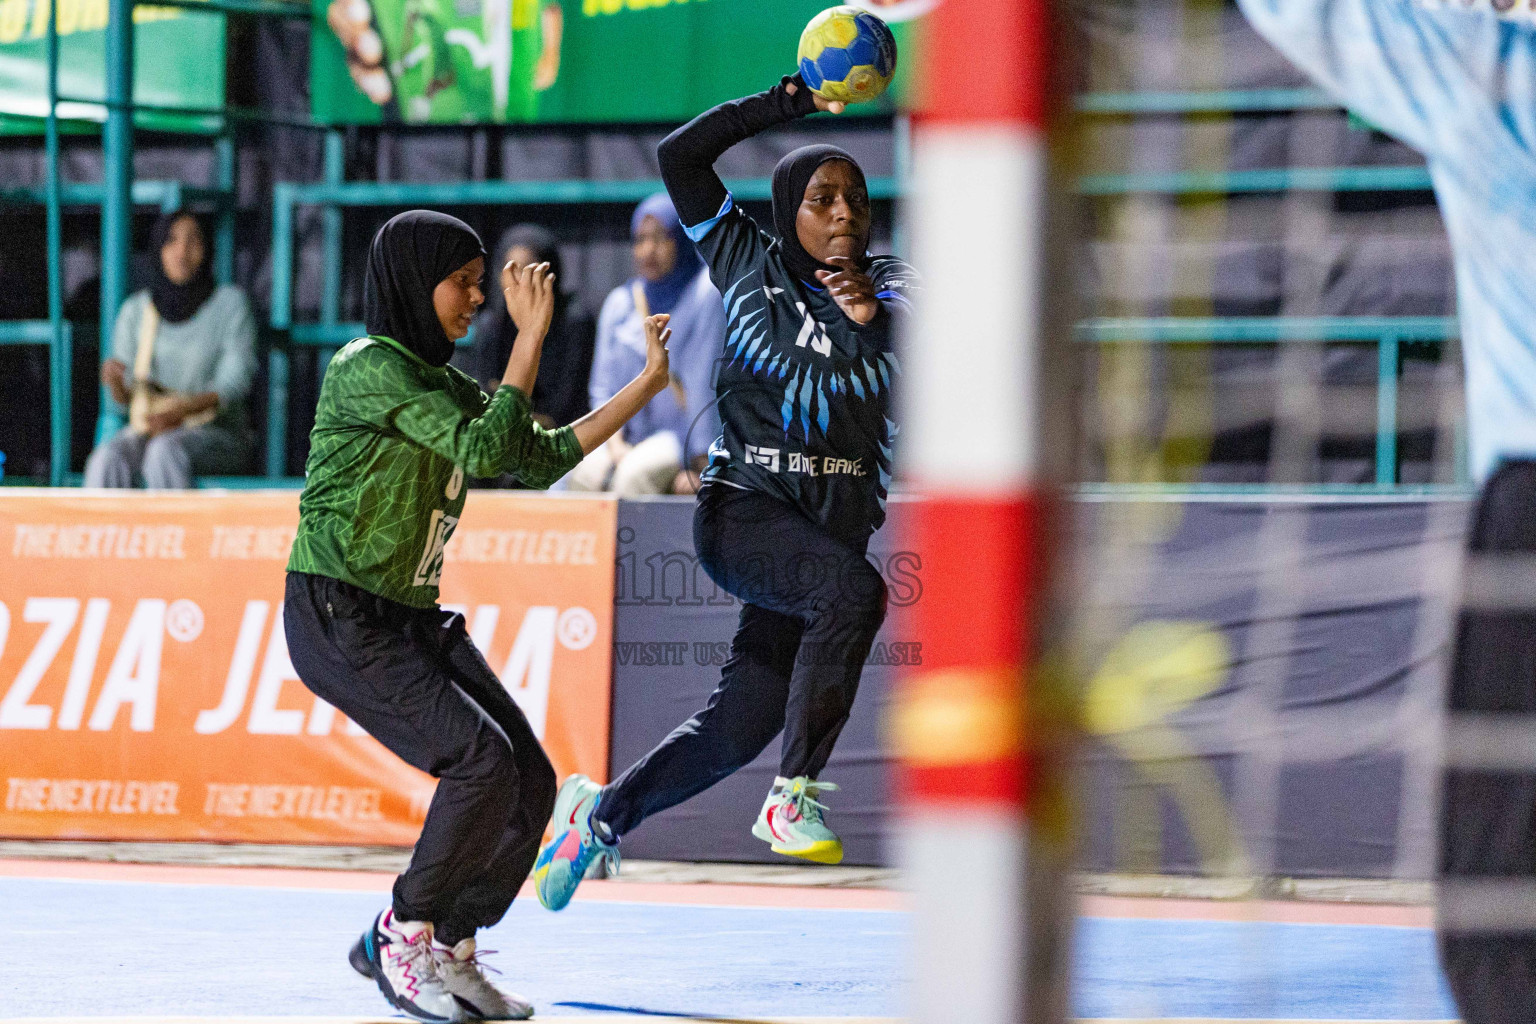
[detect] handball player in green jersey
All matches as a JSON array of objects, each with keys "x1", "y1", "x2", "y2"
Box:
[{"x1": 284, "y1": 210, "x2": 672, "y2": 1022}]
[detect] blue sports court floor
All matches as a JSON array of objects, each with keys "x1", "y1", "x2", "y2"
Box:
[{"x1": 3, "y1": 859, "x2": 1459, "y2": 1023}]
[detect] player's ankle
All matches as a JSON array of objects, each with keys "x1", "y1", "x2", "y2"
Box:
[
  {"x1": 590, "y1": 814, "x2": 617, "y2": 845},
  {"x1": 433, "y1": 926, "x2": 472, "y2": 949},
  {"x1": 382, "y1": 907, "x2": 430, "y2": 938}
]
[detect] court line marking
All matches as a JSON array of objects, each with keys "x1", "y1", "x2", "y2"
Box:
[
  {"x1": 0, "y1": 858, "x2": 902, "y2": 912},
  {"x1": 0, "y1": 1019, "x2": 898, "y2": 1023},
  {"x1": 2, "y1": 859, "x2": 1439, "y2": 925},
  {"x1": 1079, "y1": 894, "x2": 1435, "y2": 928}
]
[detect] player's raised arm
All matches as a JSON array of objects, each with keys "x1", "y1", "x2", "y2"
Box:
[
  {"x1": 498, "y1": 257, "x2": 557, "y2": 397},
  {"x1": 564, "y1": 312, "x2": 673, "y2": 456},
  {"x1": 532, "y1": 10, "x2": 908, "y2": 916},
  {"x1": 656, "y1": 75, "x2": 842, "y2": 229},
  {"x1": 1236, "y1": 0, "x2": 1501, "y2": 158}
]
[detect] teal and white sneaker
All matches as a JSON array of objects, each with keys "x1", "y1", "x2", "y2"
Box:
[
  {"x1": 534, "y1": 773, "x2": 619, "y2": 911},
  {"x1": 751, "y1": 776, "x2": 843, "y2": 864}
]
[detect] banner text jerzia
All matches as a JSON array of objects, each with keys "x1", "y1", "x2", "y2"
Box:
[
  {"x1": 0, "y1": 492, "x2": 617, "y2": 845},
  {"x1": 310, "y1": 0, "x2": 921, "y2": 126}
]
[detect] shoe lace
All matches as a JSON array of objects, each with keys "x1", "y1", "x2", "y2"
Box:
[
  {"x1": 434, "y1": 943, "x2": 502, "y2": 979},
  {"x1": 789, "y1": 779, "x2": 839, "y2": 824},
  {"x1": 398, "y1": 932, "x2": 440, "y2": 980},
  {"x1": 581, "y1": 810, "x2": 621, "y2": 878}
]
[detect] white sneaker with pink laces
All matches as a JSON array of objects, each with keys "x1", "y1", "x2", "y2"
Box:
[
  {"x1": 347, "y1": 909, "x2": 468, "y2": 1022},
  {"x1": 433, "y1": 937, "x2": 534, "y2": 1020}
]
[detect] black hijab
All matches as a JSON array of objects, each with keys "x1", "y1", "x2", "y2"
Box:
[
  {"x1": 149, "y1": 212, "x2": 216, "y2": 324},
  {"x1": 770, "y1": 144, "x2": 868, "y2": 284},
  {"x1": 364, "y1": 210, "x2": 486, "y2": 367}
]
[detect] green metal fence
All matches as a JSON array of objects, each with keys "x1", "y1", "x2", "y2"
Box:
[
  {"x1": 1077, "y1": 316, "x2": 1460, "y2": 487},
  {"x1": 4, "y1": 69, "x2": 1468, "y2": 493},
  {"x1": 0, "y1": 0, "x2": 310, "y2": 486},
  {"x1": 0, "y1": 321, "x2": 72, "y2": 485}
]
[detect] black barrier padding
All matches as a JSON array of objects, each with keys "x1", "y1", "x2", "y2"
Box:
[
  {"x1": 608, "y1": 496, "x2": 915, "y2": 867},
  {"x1": 611, "y1": 494, "x2": 1468, "y2": 878},
  {"x1": 1073, "y1": 498, "x2": 1465, "y2": 879}
]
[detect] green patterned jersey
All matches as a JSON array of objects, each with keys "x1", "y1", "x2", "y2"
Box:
[{"x1": 287, "y1": 334, "x2": 582, "y2": 608}]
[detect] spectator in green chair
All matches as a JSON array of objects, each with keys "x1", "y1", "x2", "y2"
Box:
[{"x1": 84, "y1": 211, "x2": 257, "y2": 489}]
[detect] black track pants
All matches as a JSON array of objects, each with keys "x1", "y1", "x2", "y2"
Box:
[
  {"x1": 1440, "y1": 460, "x2": 1536, "y2": 1023},
  {"x1": 594, "y1": 485, "x2": 887, "y2": 838},
  {"x1": 283, "y1": 572, "x2": 556, "y2": 946}
]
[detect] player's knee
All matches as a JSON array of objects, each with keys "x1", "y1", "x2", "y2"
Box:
[{"x1": 460, "y1": 728, "x2": 518, "y2": 790}]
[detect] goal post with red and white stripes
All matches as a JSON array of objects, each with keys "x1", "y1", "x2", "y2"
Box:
[{"x1": 896, "y1": 0, "x2": 1069, "y2": 1020}]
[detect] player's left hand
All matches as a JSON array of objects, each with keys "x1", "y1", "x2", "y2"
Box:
[
  {"x1": 817, "y1": 256, "x2": 879, "y2": 324},
  {"x1": 641, "y1": 313, "x2": 673, "y2": 398},
  {"x1": 503, "y1": 260, "x2": 556, "y2": 339}
]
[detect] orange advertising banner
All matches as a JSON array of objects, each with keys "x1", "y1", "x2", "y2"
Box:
[{"x1": 0, "y1": 490, "x2": 617, "y2": 845}]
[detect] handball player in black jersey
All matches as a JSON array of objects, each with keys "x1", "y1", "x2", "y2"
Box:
[{"x1": 535, "y1": 74, "x2": 917, "y2": 908}]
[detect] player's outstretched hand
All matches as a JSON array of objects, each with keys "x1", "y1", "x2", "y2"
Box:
[
  {"x1": 785, "y1": 78, "x2": 846, "y2": 115},
  {"x1": 816, "y1": 256, "x2": 879, "y2": 324},
  {"x1": 642, "y1": 313, "x2": 673, "y2": 397},
  {"x1": 503, "y1": 260, "x2": 557, "y2": 339}
]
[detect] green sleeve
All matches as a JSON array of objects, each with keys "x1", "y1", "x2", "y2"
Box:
[
  {"x1": 498, "y1": 387, "x2": 587, "y2": 489},
  {"x1": 391, "y1": 378, "x2": 582, "y2": 482},
  {"x1": 328, "y1": 343, "x2": 584, "y2": 482}
]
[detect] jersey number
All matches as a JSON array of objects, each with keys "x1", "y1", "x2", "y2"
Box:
[
  {"x1": 793, "y1": 303, "x2": 833, "y2": 357},
  {"x1": 413, "y1": 509, "x2": 459, "y2": 588}
]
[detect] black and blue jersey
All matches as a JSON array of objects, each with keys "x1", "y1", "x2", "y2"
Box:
[
  {"x1": 685, "y1": 195, "x2": 915, "y2": 545},
  {"x1": 658, "y1": 76, "x2": 918, "y2": 547}
]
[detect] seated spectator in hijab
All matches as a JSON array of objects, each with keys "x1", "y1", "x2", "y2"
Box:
[
  {"x1": 565, "y1": 193, "x2": 723, "y2": 495},
  {"x1": 452, "y1": 224, "x2": 595, "y2": 429},
  {"x1": 84, "y1": 211, "x2": 257, "y2": 488}
]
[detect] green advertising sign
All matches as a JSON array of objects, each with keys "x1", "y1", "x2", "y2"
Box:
[
  {"x1": 0, "y1": 0, "x2": 226, "y2": 134},
  {"x1": 311, "y1": 0, "x2": 926, "y2": 126}
]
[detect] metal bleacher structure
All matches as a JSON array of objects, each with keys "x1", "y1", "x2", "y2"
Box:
[
  {"x1": 2, "y1": 0, "x2": 306, "y2": 486},
  {"x1": 6, "y1": 16, "x2": 1466, "y2": 494}
]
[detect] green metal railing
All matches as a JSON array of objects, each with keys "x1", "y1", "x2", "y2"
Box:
[
  {"x1": 0, "y1": 0, "x2": 311, "y2": 482},
  {"x1": 1077, "y1": 166, "x2": 1432, "y2": 195},
  {"x1": 1077, "y1": 316, "x2": 1461, "y2": 486},
  {"x1": 7, "y1": 67, "x2": 1466, "y2": 493},
  {"x1": 0, "y1": 322, "x2": 72, "y2": 485},
  {"x1": 262, "y1": 170, "x2": 901, "y2": 477},
  {"x1": 1075, "y1": 88, "x2": 1337, "y2": 115}
]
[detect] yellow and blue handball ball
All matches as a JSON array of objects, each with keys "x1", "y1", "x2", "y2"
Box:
[{"x1": 797, "y1": 5, "x2": 898, "y2": 106}]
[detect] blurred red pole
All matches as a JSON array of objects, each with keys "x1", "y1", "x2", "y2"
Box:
[{"x1": 897, "y1": 0, "x2": 1062, "y2": 1019}]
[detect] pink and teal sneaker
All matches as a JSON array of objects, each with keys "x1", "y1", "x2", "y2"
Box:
[{"x1": 534, "y1": 773, "x2": 619, "y2": 911}]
